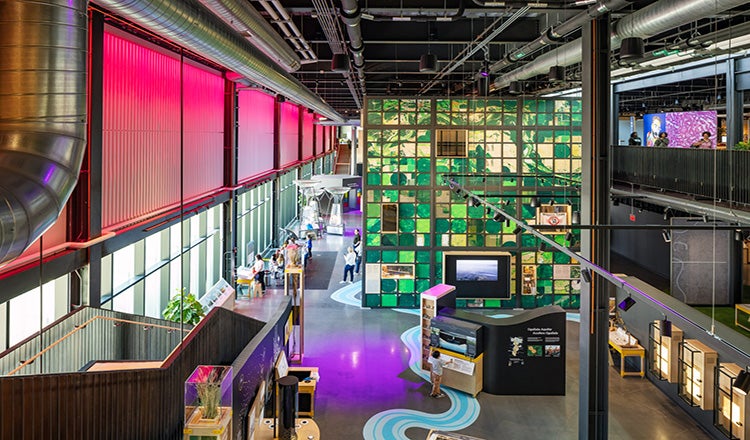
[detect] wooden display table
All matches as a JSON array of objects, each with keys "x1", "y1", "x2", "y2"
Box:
[
  {"x1": 434, "y1": 348, "x2": 483, "y2": 397},
  {"x1": 608, "y1": 339, "x2": 645, "y2": 378},
  {"x1": 255, "y1": 418, "x2": 320, "y2": 440},
  {"x1": 735, "y1": 304, "x2": 750, "y2": 332},
  {"x1": 286, "y1": 367, "x2": 319, "y2": 417}
]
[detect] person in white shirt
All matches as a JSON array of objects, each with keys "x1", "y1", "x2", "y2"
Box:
[
  {"x1": 341, "y1": 247, "x2": 356, "y2": 283},
  {"x1": 252, "y1": 254, "x2": 265, "y2": 297},
  {"x1": 428, "y1": 350, "x2": 453, "y2": 398}
]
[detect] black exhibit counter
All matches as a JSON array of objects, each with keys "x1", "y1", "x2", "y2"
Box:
[{"x1": 439, "y1": 305, "x2": 566, "y2": 395}]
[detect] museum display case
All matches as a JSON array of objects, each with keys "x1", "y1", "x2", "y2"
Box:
[
  {"x1": 420, "y1": 284, "x2": 457, "y2": 370},
  {"x1": 679, "y1": 339, "x2": 718, "y2": 410},
  {"x1": 648, "y1": 320, "x2": 684, "y2": 382},
  {"x1": 715, "y1": 363, "x2": 749, "y2": 440},
  {"x1": 183, "y1": 365, "x2": 232, "y2": 440}
]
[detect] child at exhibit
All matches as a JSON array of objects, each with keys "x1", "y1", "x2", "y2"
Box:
[
  {"x1": 341, "y1": 246, "x2": 356, "y2": 283},
  {"x1": 428, "y1": 350, "x2": 453, "y2": 398}
]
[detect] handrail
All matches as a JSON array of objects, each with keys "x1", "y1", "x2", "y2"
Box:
[{"x1": 6, "y1": 315, "x2": 187, "y2": 376}]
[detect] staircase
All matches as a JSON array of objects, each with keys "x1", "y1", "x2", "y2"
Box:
[{"x1": 335, "y1": 142, "x2": 351, "y2": 175}]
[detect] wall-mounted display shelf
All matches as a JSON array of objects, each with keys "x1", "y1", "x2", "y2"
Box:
[
  {"x1": 648, "y1": 320, "x2": 684, "y2": 383},
  {"x1": 716, "y1": 363, "x2": 749, "y2": 440},
  {"x1": 420, "y1": 284, "x2": 457, "y2": 371},
  {"x1": 679, "y1": 339, "x2": 718, "y2": 410}
]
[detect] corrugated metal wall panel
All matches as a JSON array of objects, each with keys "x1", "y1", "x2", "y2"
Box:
[
  {"x1": 182, "y1": 62, "x2": 225, "y2": 198},
  {"x1": 315, "y1": 121, "x2": 323, "y2": 156},
  {"x1": 237, "y1": 90, "x2": 275, "y2": 180},
  {"x1": 279, "y1": 102, "x2": 300, "y2": 166},
  {"x1": 302, "y1": 111, "x2": 314, "y2": 159},
  {"x1": 11, "y1": 209, "x2": 68, "y2": 263},
  {"x1": 102, "y1": 30, "x2": 181, "y2": 228}
]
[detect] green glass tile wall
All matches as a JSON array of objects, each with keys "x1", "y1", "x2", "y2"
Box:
[{"x1": 363, "y1": 97, "x2": 582, "y2": 309}]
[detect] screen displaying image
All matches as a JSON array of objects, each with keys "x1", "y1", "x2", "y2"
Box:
[
  {"x1": 455, "y1": 259, "x2": 498, "y2": 282},
  {"x1": 643, "y1": 110, "x2": 717, "y2": 149}
]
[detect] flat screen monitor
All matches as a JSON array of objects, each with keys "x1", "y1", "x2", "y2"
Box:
[
  {"x1": 443, "y1": 253, "x2": 511, "y2": 299},
  {"x1": 643, "y1": 110, "x2": 717, "y2": 148}
]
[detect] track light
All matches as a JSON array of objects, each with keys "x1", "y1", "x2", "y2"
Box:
[
  {"x1": 565, "y1": 231, "x2": 574, "y2": 243},
  {"x1": 487, "y1": 207, "x2": 494, "y2": 216},
  {"x1": 659, "y1": 318, "x2": 672, "y2": 338},
  {"x1": 419, "y1": 53, "x2": 438, "y2": 73},
  {"x1": 504, "y1": 199, "x2": 510, "y2": 206},
  {"x1": 618, "y1": 296, "x2": 636, "y2": 312},
  {"x1": 470, "y1": 197, "x2": 481, "y2": 207},
  {"x1": 734, "y1": 371, "x2": 750, "y2": 395},
  {"x1": 736, "y1": 230, "x2": 745, "y2": 242},
  {"x1": 549, "y1": 199, "x2": 555, "y2": 206},
  {"x1": 661, "y1": 230, "x2": 671, "y2": 243},
  {"x1": 493, "y1": 212, "x2": 503, "y2": 222},
  {"x1": 571, "y1": 211, "x2": 581, "y2": 225},
  {"x1": 538, "y1": 241, "x2": 550, "y2": 252},
  {"x1": 453, "y1": 187, "x2": 462, "y2": 195},
  {"x1": 505, "y1": 219, "x2": 511, "y2": 228},
  {"x1": 530, "y1": 197, "x2": 540, "y2": 208},
  {"x1": 463, "y1": 193, "x2": 469, "y2": 199},
  {"x1": 612, "y1": 198, "x2": 619, "y2": 206},
  {"x1": 663, "y1": 207, "x2": 671, "y2": 221},
  {"x1": 512, "y1": 225, "x2": 523, "y2": 235},
  {"x1": 581, "y1": 268, "x2": 592, "y2": 283}
]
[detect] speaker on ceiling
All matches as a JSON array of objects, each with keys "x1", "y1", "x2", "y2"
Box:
[
  {"x1": 619, "y1": 37, "x2": 645, "y2": 61},
  {"x1": 331, "y1": 53, "x2": 350, "y2": 72},
  {"x1": 419, "y1": 54, "x2": 438, "y2": 73}
]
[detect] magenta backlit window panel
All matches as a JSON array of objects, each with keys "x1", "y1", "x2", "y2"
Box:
[
  {"x1": 315, "y1": 121, "x2": 324, "y2": 155},
  {"x1": 101, "y1": 28, "x2": 224, "y2": 228},
  {"x1": 237, "y1": 90, "x2": 275, "y2": 179},
  {"x1": 302, "y1": 111, "x2": 314, "y2": 159},
  {"x1": 279, "y1": 102, "x2": 300, "y2": 166}
]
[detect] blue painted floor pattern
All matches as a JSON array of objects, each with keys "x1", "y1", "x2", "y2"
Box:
[{"x1": 330, "y1": 282, "x2": 579, "y2": 440}]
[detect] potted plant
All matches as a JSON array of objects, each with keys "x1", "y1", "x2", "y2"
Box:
[
  {"x1": 196, "y1": 367, "x2": 222, "y2": 421},
  {"x1": 162, "y1": 288, "x2": 205, "y2": 324},
  {"x1": 734, "y1": 141, "x2": 750, "y2": 151}
]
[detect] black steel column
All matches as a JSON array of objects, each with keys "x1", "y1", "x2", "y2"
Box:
[
  {"x1": 223, "y1": 80, "x2": 238, "y2": 285},
  {"x1": 726, "y1": 59, "x2": 744, "y2": 150},
  {"x1": 579, "y1": 15, "x2": 611, "y2": 440},
  {"x1": 272, "y1": 97, "x2": 282, "y2": 247}
]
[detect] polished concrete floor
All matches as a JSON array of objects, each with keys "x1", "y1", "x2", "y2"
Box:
[{"x1": 236, "y1": 211, "x2": 712, "y2": 440}]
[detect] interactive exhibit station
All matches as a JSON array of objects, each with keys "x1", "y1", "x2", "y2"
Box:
[{"x1": 421, "y1": 252, "x2": 567, "y2": 396}]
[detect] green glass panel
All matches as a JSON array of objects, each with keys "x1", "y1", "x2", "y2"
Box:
[
  {"x1": 381, "y1": 234, "x2": 397, "y2": 246},
  {"x1": 398, "y1": 279, "x2": 415, "y2": 293},
  {"x1": 390, "y1": 173, "x2": 408, "y2": 186},
  {"x1": 398, "y1": 294, "x2": 417, "y2": 308},
  {"x1": 521, "y1": 295, "x2": 536, "y2": 308},
  {"x1": 450, "y1": 204, "x2": 467, "y2": 218},
  {"x1": 504, "y1": 100, "x2": 518, "y2": 113},
  {"x1": 571, "y1": 100, "x2": 582, "y2": 113},
  {"x1": 554, "y1": 143, "x2": 571, "y2": 158},
  {"x1": 401, "y1": 99, "x2": 416, "y2": 111},
  {"x1": 401, "y1": 113, "x2": 416, "y2": 125},
  {"x1": 486, "y1": 113, "x2": 502, "y2": 126},
  {"x1": 399, "y1": 203, "x2": 415, "y2": 218},
  {"x1": 416, "y1": 204, "x2": 431, "y2": 218},
  {"x1": 484, "y1": 299, "x2": 501, "y2": 308},
  {"x1": 521, "y1": 204, "x2": 536, "y2": 219},
  {"x1": 416, "y1": 279, "x2": 431, "y2": 293},
  {"x1": 452, "y1": 99, "x2": 468, "y2": 111},
  {"x1": 383, "y1": 99, "x2": 399, "y2": 111},
  {"x1": 538, "y1": 130, "x2": 554, "y2": 143},
  {"x1": 367, "y1": 112, "x2": 383, "y2": 125},
  {"x1": 383, "y1": 112, "x2": 399, "y2": 124},
  {"x1": 572, "y1": 113, "x2": 582, "y2": 124},
  {"x1": 554, "y1": 100, "x2": 570, "y2": 112},
  {"x1": 451, "y1": 114, "x2": 468, "y2": 125},
  {"x1": 417, "y1": 112, "x2": 431, "y2": 125},
  {"x1": 500, "y1": 299, "x2": 515, "y2": 308},
  {"x1": 382, "y1": 294, "x2": 398, "y2": 306},
  {"x1": 366, "y1": 250, "x2": 381, "y2": 263},
  {"x1": 367, "y1": 99, "x2": 382, "y2": 111},
  {"x1": 570, "y1": 295, "x2": 581, "y2": 308},
  {"x1": 485, "y1": 219, "x2": 501, "y2": 234},
  {"x1": 451, "y1": 219, "x2": 467, "y2": 233},
  {"x1": 399, "y1": 234, "x2": 415, "y2": 246},
  {"x1": 456, "y1": 299, "x2": 468, "y2": 308},
  {"x1": 366, "y1": 218, "x2": 380, "y2": 232},
  {"x1": 468, "y1": 234, "x2": 484, "y2": 247},
  {"x1": 417, "y1": 143, "x2": 431, "y2": 157},
  {"x1": 381, "y1": 250, "x2": 398, "y2": 263},
  {"x1": 537, "y1": 113, "x2": 552, "y2": 126},
  {"x1": 554, "y1": 130, "x2": 571, "y2": 142},
  {"x1": 416, "y1": 174, "x2": 430, "y2": 186},
  {"x1": 417, "y1": 250, "x2": 430, "y2": 261},
  {"x1": 522, "y1": 100, "x2": 536, "y2": 112},
  {"x1": 365, "y1": 294, "x2": 381, "y2": 307},
  {"x1": 435, "y1": 218, "x2": 450, "y2": 233},
  {"x1": 415, "y1": 219, "x2": 431, "y2": 233},
  {"x1": 367, "y1": 204, "x2": 381, "y2": 218},
  {"x1": 468, "y1": 99, "x2": 485, "y2": 111},
  {"x1": 537, "y1": 295, "x2": 553, "y2": 306},
  {"x1": 436, "y1": 113, "x2": 450, "y2": 125},
  {"x1": 399, "y1": 219, "x2": 415, "y2": 232},
  {"x1": 367, "y1": 174, "x2": 380, "y2": 185},
  {"x1": 436, "y1": 99, "x2": 450, "y2": 111},
  {"x1": 520, "y1": 234, "x2": 537, "y2": 247},
  {"x1": 417, "y1": 99, "x2": 431, "y2": 111},
  {"x1": 381, "y1": 280, "x2": 398, "y2": 293},
  {"x1": 468, "y1": 206, "x2": 485, "y2": 219},
  {"x1": 522, "y1": 113, "x2": 536, "y2": 125},
  {"x1": 555, "y1": 114, "x2": 571, "y2": 126},
  {"x1": 554, "y1": 252, "x2": 571, "y2": 264},
  {"x1": 554, "y1": 295, "x2": 570, "y2": 308},
  {"x1": 486, "y1": 99, "x2": 502, "y2": 112},
  {"x1": 398, "y1": 251, "x2": 415, "y2": 262},
  {"x1": 383, "y1": 190, "x2": 399, "y2": 202},
  {"x1": 366, "y1": 234, "x2": 381, "y2": 246},
  {"x1": 416, "y1": 158, "x2": 431, "y2": 172},
  {"x1": 416, "y1": 264, "x2": 430, "y2": 278},
  {"x1": 417, "y1": 130, "x2": 431, "y2": 142},
  {"x1": 554, "y1": 280, "x2": 570, "y2": 294},
  {"x1": 503, "y1": 114, "x2": 518, "y2": 126},
  {"x1": 469, "y1": 113, "x2": 485, "y2": 125}
]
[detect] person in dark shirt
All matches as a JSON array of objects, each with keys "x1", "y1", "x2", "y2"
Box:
[
  {"x1": 628, "y1": 132, "x2": 642, "y2": 146},
  {"x1": 653, "y1": 132, "x2": 669, "y2": 148}
]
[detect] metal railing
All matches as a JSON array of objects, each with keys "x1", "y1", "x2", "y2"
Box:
[{"x1": 611, "y1": 146, "x2": 750, "y2": 205}]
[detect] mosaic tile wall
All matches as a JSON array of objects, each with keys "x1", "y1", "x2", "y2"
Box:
[{"x1": 363, "y1": 97, "x2": 583, "y2": 309}]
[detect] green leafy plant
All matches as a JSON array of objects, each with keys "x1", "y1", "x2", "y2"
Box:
[
  {"x1": 162, "y1": 288, "x2": 205, "y2": 324},
  {"x1": 734, "y1": 141, "x2": 750, "y2": 151}
]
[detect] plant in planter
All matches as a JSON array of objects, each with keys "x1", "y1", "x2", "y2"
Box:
[
  {"x1": 734, "y1": 141, "x2": 750, "y2": 151},
  {"x1": 162, "y1": 288, "x2": 205, "y2": 324},
  {"x1": 196, "y1": 367, "x2": 222, "y2": 420}
]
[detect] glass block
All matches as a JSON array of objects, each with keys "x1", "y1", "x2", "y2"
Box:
[
  {"x1": 366, "y1": 250, "x2": 381, "y2": 263},
  {"x1": 398, "y1": 279, "x2": 415, "y2": 292},
  {"x1": 381, "y1": 294, "x2": 398, "y2": 306},
  {"x1": 381, "y1": 280, "x2": 397, "y2": 293},
  {"x1": 364, "y1": 294, "x2": 382, "y2": 308}
]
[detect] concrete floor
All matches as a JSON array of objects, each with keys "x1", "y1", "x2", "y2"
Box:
[{"x1": 236, "y1": 211, "x2": 712, "y2": 440}]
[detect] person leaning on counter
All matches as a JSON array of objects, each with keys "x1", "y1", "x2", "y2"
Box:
[{"x1": 691, "y1": 131, "x2": 713, "y2": 149}]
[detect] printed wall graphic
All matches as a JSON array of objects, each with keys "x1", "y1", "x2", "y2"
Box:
[{"x1": 381, "y1": 264, "x2": 415, "y2": 279}]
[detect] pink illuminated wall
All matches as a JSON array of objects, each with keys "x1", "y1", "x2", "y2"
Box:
[
  {"x1": 101, "y1": 28, "x2": 224, "y2": 228},
  {"x1": 302, "y1": 111, "x2": 314, "y2": 160},
  {"x1": 237, "y1": 90, "x2": 275, "y2": 179},
  {"x1": 279, "y1": 102, "x2": 300, "y2": 166}
]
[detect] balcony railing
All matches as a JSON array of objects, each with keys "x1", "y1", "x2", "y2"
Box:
[{"x1": 611, "y1": 146, "x2": 750, "y2": 205}]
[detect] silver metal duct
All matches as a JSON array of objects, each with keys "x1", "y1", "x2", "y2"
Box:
[
  {"x1": 0, "y1": 0, "x2": 88, "y2": 265},
  {"x1": 96, "y1": 0, "x2": 343, "y2": 122},
  {"x1": 494, "y1": 0, "x2": 749, "y2": 90},
  {"x1": 340, "y1": 0, "x2": 366, "y2": 87},
  {"x1": 197, "y1": 0, "x2": 302, "y2": 72}
]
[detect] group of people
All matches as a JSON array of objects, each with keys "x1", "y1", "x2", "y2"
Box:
[{"x1": 340, "y1": 228, "x2": 362, "y2": 284}]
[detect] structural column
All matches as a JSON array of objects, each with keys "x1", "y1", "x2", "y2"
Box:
[{"x1": 579, "y1": 15, "x2": 611, "y2": 440}]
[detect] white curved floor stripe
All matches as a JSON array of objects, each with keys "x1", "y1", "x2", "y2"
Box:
[{"x1": 328, "y1": 284, "x2": 580, "y2": 440}]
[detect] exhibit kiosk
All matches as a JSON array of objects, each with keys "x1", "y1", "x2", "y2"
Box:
[
  {"x1": 183, "y1": 365, "x2": 232, "y2": 440},
  {"x1": 324, "y1": 186, "x2": 351, "y2": 235}
]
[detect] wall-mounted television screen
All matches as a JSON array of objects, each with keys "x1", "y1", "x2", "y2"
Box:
[
  {"x1": 443, "y1": 252, "x2": 511, "y2": 299},
  {"x1": 643, "y1": 110, "x2": 717, "y2": 148},
  {"x1": 429, "y1": 315, "x2": 483, "y2": 358}
]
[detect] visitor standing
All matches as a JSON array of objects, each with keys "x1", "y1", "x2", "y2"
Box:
[
  {"x1": 428, "y1": 350, "x2": 453, "y2": 398},
  {"x1": 653, "y1": 132, "x2": 670, "y2": 148},
  {"x1": 628, "y1": 132, "x2": 642, "y2": 146},
  {"x1": 341, "y1": 246, "x2": 356, "y2": 283},
  {"x1": 353, "y1": 228, "x2": 362, "y2": 275},
  {"x1": 252, "y1": 254, "x2": 265, "y2": 297}
]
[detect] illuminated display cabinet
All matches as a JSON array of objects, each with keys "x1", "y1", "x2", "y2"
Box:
[
  {"x1": 716, "y1": 363, "x2": 750, "y2": 440},
  {"x1": 678, "y1": 339, "x2": 718, "y2": 410},
  {"x1": 648, "y1": 320, "x2": 683, "y2": 383}
]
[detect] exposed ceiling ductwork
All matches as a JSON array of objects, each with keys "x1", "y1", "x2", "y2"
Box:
[
  {"x1": 96, "y1": 0, "x2": 343, "y2": 121},
  {"x1": 339, "y1": 0, "x2": 366, "y2": 90},
  {"x1": 197, "y1": 0, "x2": 303, "y2": 72},
  {"x1": 0, "y1": 0, "x2": 88, "y2": 266},
  {"x1": 494, "y1": 0, "x2": 750, "y2": 90}
]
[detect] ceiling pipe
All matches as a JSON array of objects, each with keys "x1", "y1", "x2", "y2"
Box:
[
  {"x1": 361, "y1": 0, "x2": 465, "y2": 22},
  {"x1": 197, "y1": 0, "x2": 302, "y2": 72},
  {"x1": 97, "y1": 0, "x2": 343, "y2": 122},
  {"x1": 257, "y1": 0, "x2": 318, "y2": 63},
  {"x1": 0, "y1": 0, "x2": 88, "y2": 266},
  {"x1": 494, "y1": 0, "x2": 749, "y2": 90},
  {"x1": 339, "y1": 0, "x2": 366, "y2": 89}
]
